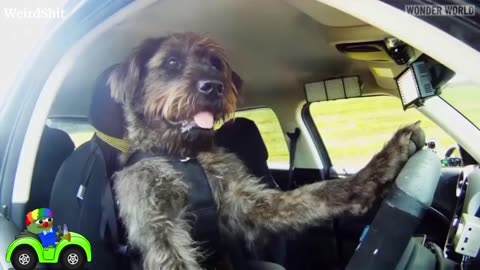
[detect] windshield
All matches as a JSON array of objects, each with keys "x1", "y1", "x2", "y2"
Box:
[
  {"x1": 381, "y1": 0, "x2": 480, "y2": 52},
  {"x1": 440, "y1": 76, "x2": 480, "y2": 129}
]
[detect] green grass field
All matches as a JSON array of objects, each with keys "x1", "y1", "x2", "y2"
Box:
[
  {"x1": 236, "y1": 85, "x2": 479, "y2": 171},
  {"x1": 310, "y1": 97, "x2": 454, "y2": 171},
  {"x1": 67, "y1": 85, "x2": 478, "y2": 172}
]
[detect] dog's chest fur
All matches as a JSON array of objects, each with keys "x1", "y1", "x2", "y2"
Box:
[
  {"x1": 114, "y1": 148, "x2": 261, "y2": 269},
  {"x1": 114, "y1": 148, "x2": 254, "y2": 231}
]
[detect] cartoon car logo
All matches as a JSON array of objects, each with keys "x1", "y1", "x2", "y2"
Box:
[{"x1": 5, "y1": 208, "x2": 91, "y2": 270}]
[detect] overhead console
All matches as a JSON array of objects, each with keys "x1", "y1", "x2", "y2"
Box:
[{"x1": 336, "y1": 38, "x2": 413, "y2": 65}]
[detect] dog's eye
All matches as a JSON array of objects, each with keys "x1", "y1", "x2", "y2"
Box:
[
  {"x1": 211, "y1": 57, "x2": 223, "y2": 71},
  {"x1": 167, "y1": 57, "x2": 179, "y2": 67},
  {"x1": 164, "y1": 57, "x2": 182, "y2": 72}
]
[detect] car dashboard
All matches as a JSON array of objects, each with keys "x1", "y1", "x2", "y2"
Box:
[{"x1": 444, "y1": 165, "x2": 480, "y2": 269}]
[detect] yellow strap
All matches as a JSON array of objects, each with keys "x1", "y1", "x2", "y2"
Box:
[{"x1": 95, "y1": 129, "x2": 129, "y2": 153}]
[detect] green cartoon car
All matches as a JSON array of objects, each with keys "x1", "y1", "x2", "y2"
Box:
[{"x1": 5, "y1": 208, "x2": 91, "y2": 270}]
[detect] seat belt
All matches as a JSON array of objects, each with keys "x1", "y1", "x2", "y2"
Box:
[
  {"x1": 100, "y1": 150, "x2": 221, "y2": 268},
  {"x1": 100, "y1": 178, "x2": 139, "y2": 270},
  {"x1": 169, "y1": 156, "x2": 221, "y2": 263},
  {"x1": 100, "y1": 179, "x2": 125, "y2": 253},
  {"x1": 286, "y1": 128, "x2": 300, "y2": 189}
]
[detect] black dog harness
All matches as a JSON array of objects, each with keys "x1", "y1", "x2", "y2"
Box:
[{"x1": 100, "y1": 150, "x2": 222, "y2": 269}]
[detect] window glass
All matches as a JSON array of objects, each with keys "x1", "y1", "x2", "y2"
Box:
[
  {"x1": 226, "y1": 108, "x2": 290, "y2": 162},
  {"x1": 47, "y1": 119, "x2": 94, "y2": 148},
  {"x1": 441, "y1": 78, "x2": 480, "y2": 129},
  {"x1": 310, "y1": 96, "x2": 456, "y2": 172},
  {"x1": 49, "y1": 108, "x2": 291, "y2": 163}
]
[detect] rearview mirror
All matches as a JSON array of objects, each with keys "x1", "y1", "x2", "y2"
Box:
[{"x1": 304, "y1": 76, "x2": 362, "y2": 103}]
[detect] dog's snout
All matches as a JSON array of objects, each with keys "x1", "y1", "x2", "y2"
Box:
[{"x1": 197, "y1": 80, "x2": 224, "y2": 96}]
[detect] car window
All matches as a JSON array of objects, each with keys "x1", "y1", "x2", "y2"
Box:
[
  {"x1": 227, "y1": 108, "x2": 290, "y2": 163},
  {"x1": 49, "y1": 110, "x2": 291, "y2": 164},
  {"x1": 440, "y1": 78, "x2": 480, "y2": 129},
  {"x1": 310, "y1": 96, "x2": 457, "y2": 173},
  {"x1": 46, "y1": 119, "x2": 94, "y2": 148}
]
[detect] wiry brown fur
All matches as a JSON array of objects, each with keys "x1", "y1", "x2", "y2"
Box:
[
  {"x1": 109, "y1": 33, "x2": 239, "y2": 158},
  {"x1": 110, "y1": 33, "x2": 425, "y2": 270}
]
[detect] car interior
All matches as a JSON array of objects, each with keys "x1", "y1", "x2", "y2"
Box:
[{"x1": 1, "y1": 0, "x2": 480, "y2": 270}]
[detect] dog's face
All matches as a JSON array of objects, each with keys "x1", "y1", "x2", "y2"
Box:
[{"x1": 109, "y1": 33, "x2": 241, "y2": 151}]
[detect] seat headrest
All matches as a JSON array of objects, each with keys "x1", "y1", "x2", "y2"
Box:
[
  {"x1": 215, "y1": 118, "x2": 269, "y2": 175},
  {"x1": 88, "y1": 64, "x2": 125, "y2": 138}
]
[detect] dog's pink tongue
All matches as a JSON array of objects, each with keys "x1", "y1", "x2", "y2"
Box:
[{"x1": 193, "y1": 111, "x2": 214, "y2": 129}]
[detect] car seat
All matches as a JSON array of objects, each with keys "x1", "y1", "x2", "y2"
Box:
[
  {"x1": 215, "y1": 118, "x2": 286, "y2": 267},
  {"x1": 27, "y1": 126, "x2": 74, "y2": 211},
  {"x1": 49, "y1": 64, "x2": 128, "y2": 270}
]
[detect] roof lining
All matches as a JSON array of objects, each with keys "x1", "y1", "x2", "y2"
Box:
[{"x1": 50, "y1": 0, "x2": 387, "y2": 118}]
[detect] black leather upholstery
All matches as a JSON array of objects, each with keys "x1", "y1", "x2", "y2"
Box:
[
  {"x1": 49, "y1": 65, "x2": 126, "y2": 269},
  {"x1": 27, "y1": 126, "x2": 74, "y2": 210},
  {"x1": 88, "y1": 64, "x2": 126, "y2": 177},
  {"x1": 215, "y1": 117, "x2": 286, "y2": 266},
  {"x1": 215, "y1": 118, "x2": 277, "y2": 188}
]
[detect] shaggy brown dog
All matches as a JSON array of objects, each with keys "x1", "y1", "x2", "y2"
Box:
[{"x1": 109, "y1": 32, "x2": 425, "y2": 270}]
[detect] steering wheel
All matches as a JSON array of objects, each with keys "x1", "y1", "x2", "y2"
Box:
[
  {"x1": 346, "y1": 149, "x2": 441, "y2": 270},
  {"x1": 61, "y1": 224, "x2": 72, "y2": 242}
]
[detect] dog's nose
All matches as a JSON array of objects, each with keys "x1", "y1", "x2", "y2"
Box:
[{"x1": 197, "y1": 80, "x2": 224, "y2": 96}]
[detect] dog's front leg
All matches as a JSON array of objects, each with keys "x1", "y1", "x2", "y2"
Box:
[
  {"x1": 114, "y1": 161, "x2": 202, "y2": 270},
  {"x1": 219, "y1": 122, "x2": 424, "y2": 240}
]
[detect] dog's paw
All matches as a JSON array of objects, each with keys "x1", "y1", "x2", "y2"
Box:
[
  {"x1": 394, "y1": 121, "x2": 425, "y2": 157},
  {"x1": 406, "y1": 121, "x2": 425, "y2": 157},
  {"x1": 389, "y1": 121, "x2": 425, "y2": 158}
]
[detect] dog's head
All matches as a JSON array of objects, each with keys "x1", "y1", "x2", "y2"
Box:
[{"x1": 109, "y1": 33, "x2": 242, "y2": 154}]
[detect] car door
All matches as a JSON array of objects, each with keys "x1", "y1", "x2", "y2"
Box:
[
  {"x1": 303, "y1": 91, "x2": 479, "y2": 265},
  {"x1": 0, "y1": 1, "x2": 132, "y2": 269}
]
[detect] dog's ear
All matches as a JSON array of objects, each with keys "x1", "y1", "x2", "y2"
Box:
[
  {"x1": 108, "y1": 38, "x2": 166, "y2": 104},
  {"x1": 231, "y1": 70, "x2": 243, "y2": 96}
]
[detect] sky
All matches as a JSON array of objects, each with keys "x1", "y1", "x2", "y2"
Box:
[{"x1": 0, "y1": 0, "x2": 67, "y2": 103}]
